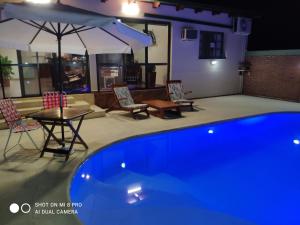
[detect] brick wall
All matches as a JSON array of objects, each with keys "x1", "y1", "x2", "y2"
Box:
[{"x1": 243, "y1": 55, "x2": 300, "y2": 102}]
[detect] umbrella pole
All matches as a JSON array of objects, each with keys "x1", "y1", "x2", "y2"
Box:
[
  {"x1": 57, "y1": 24, "x2": 65, "y2": 147},
  {"x1": 0, "y1": 61, "x2": 6, "y2": 99}
]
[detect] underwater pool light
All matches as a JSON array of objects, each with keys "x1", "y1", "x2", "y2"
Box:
[
  {"x1": 127, "y1": 186, "x2": 142, "y2": 194},
  {"x1": 293, "y1": 139, "x2": 300, "y2": 145}
]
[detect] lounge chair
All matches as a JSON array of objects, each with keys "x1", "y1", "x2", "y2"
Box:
[
  {"x1": 166, "y1": 80, "x2": 194, "y2": 111},
  {"x1": 111, "y1": 84, "x2": 150, "y2": 119},
  {"x1": 0, "y1": 99, "x2": 43, "y2": 157}
]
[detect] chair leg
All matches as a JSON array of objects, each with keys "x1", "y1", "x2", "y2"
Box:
[
  {"x1": 17, "y1": 132, "x2": 23, "y2": 144},
  {"x1": 145, "y1": 108, "x2": 150, "y2": 117},
  {"x1": 105, "y1": 107, "x2": 114, "y2": 113},
  {"x1": 3, "y1": 127, "x2": 13, "y2": 157},
  {"x1": 24, "y1": 129, "x2": 39, "y2": 150},
  {"x1": 131, "y1": 110, "x2": 137, "y2": 119},
  {"x1": 42, "y1": 127, "x2": 46, "y2": 141}
]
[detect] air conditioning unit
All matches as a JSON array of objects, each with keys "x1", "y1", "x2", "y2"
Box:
[
  {"x1": 181, "y1": 28, "x2": 198, "y2": 40},
  {"x1": 233, "y1": 17, "x2": 252, "y2": 35}
]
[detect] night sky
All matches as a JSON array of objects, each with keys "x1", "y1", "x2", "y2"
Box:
[
  {"x1": 246, "y1": 2, "x2": 300, "y2": 51},
  {"x1": 166, "y1": 0, "x2": 300, "y2": 51}
]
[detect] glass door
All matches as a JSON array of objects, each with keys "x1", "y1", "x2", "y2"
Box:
[
  {"x1": 19, "y1": 51, "x2": 41, "y2": 97},
  {"x1": 0, "y1": 70, "x2": 4, "y2": 99}
]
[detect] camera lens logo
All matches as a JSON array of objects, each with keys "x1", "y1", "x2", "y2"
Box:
[
  {"x1": 21, "y1": 203, "x2": 31, "y2": 213},
  {"x1": 9, "y1": 203, "x2": 31, "y2": 214},
  {"x1": 9, "y1": 203, "x2": 19, "y2": 214}
]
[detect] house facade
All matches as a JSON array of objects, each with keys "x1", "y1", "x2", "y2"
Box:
[{"x1": 0, "y1": 0, "x2": 251, "y2": 101}]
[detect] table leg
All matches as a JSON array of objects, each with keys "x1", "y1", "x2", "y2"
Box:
[
  {"x1": 40, "y1": 122, "x2": 63, "y2": 145},
  {"x1": 40, "y1": 123, "x2": 55, "y2": 158},
  {"x1": 67, "y1": 116, "x2": 88, "y2": 149},
  {"x1": 61, "y1": 119, "x2": 65, "y2": 147},
  {"x1": 65, "y1": 116, "x2": 88, "y2": 161},
  {"x1": 159, "y1": 109, "x2": 165, "y2": 118},
  {"x1": 176, "y1": 107, "x2": 182, "y2": 117}
]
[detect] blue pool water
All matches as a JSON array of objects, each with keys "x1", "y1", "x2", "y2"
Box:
[{"x1": 70, "y1": 113, "x2": 300, "y2": 225}]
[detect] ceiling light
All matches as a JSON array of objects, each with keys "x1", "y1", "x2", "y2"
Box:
[
  {"x1": 153, "y1": 1, "x2": 160, "y2": 8},
  {"x1": 26, "y1": 0, "x2": 51, "y2": 4},
  {"x1": 122, "y1": 1, "x2": 140, "y2": 16}
]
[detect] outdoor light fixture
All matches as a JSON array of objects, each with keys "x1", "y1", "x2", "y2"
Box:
[
  {"x1": 122, "y1": 0, "x2": 140, "y2": 16},
  {"x1": 25, "y1": 0, "x2": 51, "y2": 4},
  {"x1": 153, "y1": 1, "x2": 161, "y2": 8},
  {"x1": 211, "y1": 60, "x2": 217, "y2": 65}
]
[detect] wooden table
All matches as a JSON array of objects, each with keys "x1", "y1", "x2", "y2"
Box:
[
  {"x1": 28, "y1": 108, "x2": 92, "y2": 161},
  {"x1": 142, "y1": 99, "x2": 181, "y2": 119}
]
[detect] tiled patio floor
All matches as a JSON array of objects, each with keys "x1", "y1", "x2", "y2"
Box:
[{"x1": 1, "y1": 95, "x2": 300, "y2": 225}]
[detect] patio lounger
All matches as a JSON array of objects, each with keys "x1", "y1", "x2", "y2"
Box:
[
  {"x1": 111, "y1": 85, "x2": 150, "y2": 119},
  {"x1": 167, "y1": 80, "x2": 194, "y2": 111}
]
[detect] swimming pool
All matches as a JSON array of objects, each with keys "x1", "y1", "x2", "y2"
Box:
[{"x1": 70, "y1": 113, "x2": 300, "y2": 225}]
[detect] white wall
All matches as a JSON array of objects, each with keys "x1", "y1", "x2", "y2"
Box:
[
  {"x1": 62, "y1": 0, "x2": 248, "y2": 98},
  {"x1": 172, "y1": 23, "x2": 247, "y2": 98}
]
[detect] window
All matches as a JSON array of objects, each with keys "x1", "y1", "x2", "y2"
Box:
[
  {"x1": 199, "y1": 31, "x2": 225, "y2": 59},
  {"x1": 0, "y1": 48, "x2": 90, "y2": 98},
  {"x1": 96, "y1": 19, "x2": 170, "y2": 91}
]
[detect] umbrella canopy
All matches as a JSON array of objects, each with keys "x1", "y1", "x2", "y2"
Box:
[
  {"x1": 0, "y1": 2, "x2": 153, "y2": 140},
  {"x1": 0, "y1": 3, "x2": 152, "y2": 54}
]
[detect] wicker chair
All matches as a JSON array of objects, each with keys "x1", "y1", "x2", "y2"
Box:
[
  {"x1": 111, "y1": 85, "x2": 149, "y2": 119},
  {"x1": 166, "y1": 80, "x2": 194, "y2": 111}
]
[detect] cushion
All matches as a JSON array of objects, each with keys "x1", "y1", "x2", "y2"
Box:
[
  {"x1": 123, "y1": 104, "x2": 148, "y2": 109},
  {"x1": 113, "y1": 87, "x2": 134, "y2": 107},
  {"x1": 168, "y1": 83, "x2": 185, "y2": 101}
]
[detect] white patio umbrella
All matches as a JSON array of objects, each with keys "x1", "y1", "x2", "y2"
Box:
[
  {"x1": 0, "y1": 3, "x2": 152, "y2": 54},
  {"x1": 0, "y1": 2, "x2": 152, "y2": 110},
  {"x1": 0, "y1": 2, "x2": 152, "y2": 141}
]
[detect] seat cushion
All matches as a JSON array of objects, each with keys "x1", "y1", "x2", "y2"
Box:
[
  {"x1": 13, "y1": 120, "x2": 41, "y2": 133},
  {"x1": 123, "y1": 104, "x2": 148, "y2": 109},
  {"x1": 113, "y1": 86, "x2": 135, "y2": 107},
  {"x1": 168, "y1": 83, "x2": 185, "y2": 101},
  {"x1": 174, "y1": 99, "x2": 194, "y2": 104}
]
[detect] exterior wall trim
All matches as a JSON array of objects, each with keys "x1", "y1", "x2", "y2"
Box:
[{"x1": 247, "y1": 49, "x2": 300, "y2": 57}]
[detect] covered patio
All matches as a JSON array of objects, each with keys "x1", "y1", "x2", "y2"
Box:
[{"x1": 1, "y1": 95, "x2": 300, "y2": 225}]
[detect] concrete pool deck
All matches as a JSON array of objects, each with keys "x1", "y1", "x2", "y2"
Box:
[{"x1": 1, "y1": 95, "x2": 300, "y2": 225}]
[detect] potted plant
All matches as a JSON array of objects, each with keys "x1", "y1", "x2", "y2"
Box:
[{"x1": 0, "y1": 54, "x2": 14, "y2": 87}]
